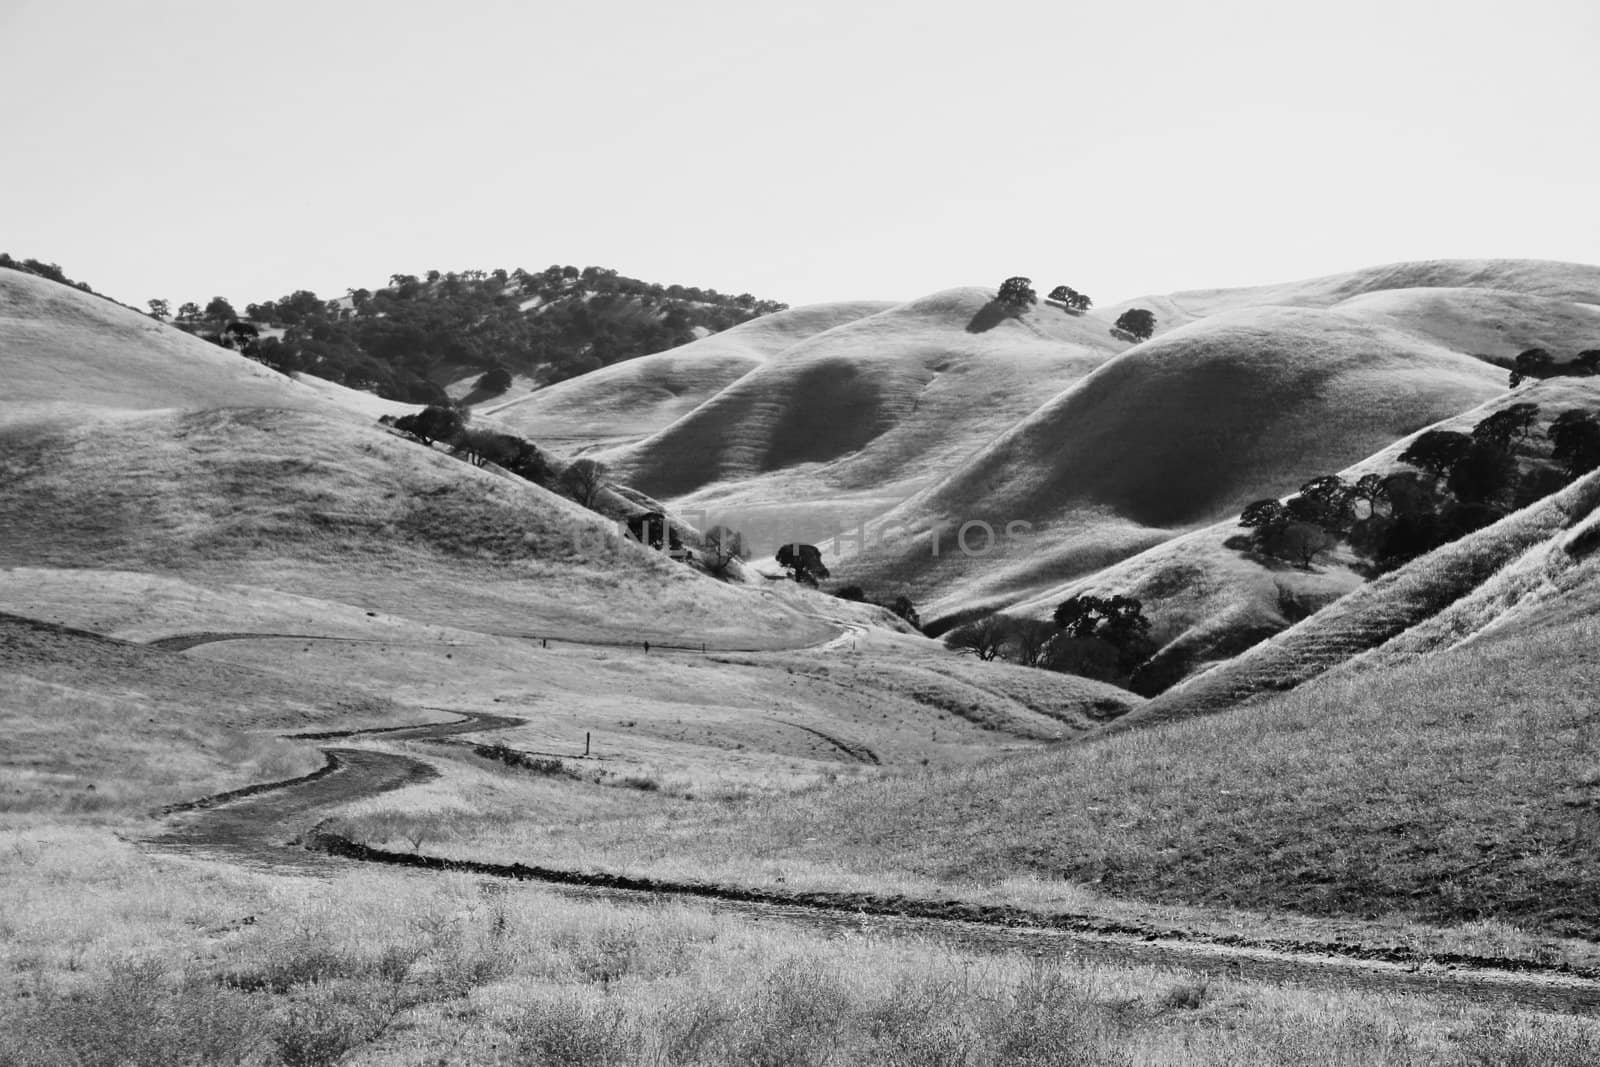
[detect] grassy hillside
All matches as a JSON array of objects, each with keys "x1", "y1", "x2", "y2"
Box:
[
  {"x1": 838, "y1": 305, "x2": 1504, "y2": 623},
  {"x1": 0, "y1": 405, "x2": 836, "y2": 646},
  {"x1": 604, "y1": 286, "x2": 1126, "y2": 541},
  {"x1": 1145, "y1": 257, "x2": 1600, "y2": 320},
  {"x1": 0, "y1": 268, "x2": 325, "y2": 420},
  {"x1": 449, "y1": 574, "x2": 1600, "y2": 941},
  {"x1": 994, "y1": 376, "x2": 1600, "y2": 692},
  {"x1": 1119, "y1": 458, "x2": 1600, "y2": 729},
  {"x1": 478, "y1": 300, "x2": 893, "y2": 452}
]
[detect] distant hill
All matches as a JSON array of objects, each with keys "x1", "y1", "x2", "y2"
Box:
[
  {"x1": 841, "y1": 303, "x2": 1505, "y2": 621},
  {"x1": 480, "y1": 300, "x2": 895, "y2": 453},
  {"x1": 0, "y1": 268, "x2": 330, "y2": 421},
  {"x1": 0, "y1": 265, "x2": 835, "y2": 647},
  {"x1": 219, "y1": 264, "x2": 788, "y2": 404},
  {"x1": 601, "y1": 286, "x2": 1129, "y2": 539}
]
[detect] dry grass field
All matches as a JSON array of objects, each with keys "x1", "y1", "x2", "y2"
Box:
[
  {"x1": 10, "y1": 831, "x2": 1599, "y2": 1067},
  {"x1": 8, "y1": 259, "x2": 1600, "y2": 1063}
]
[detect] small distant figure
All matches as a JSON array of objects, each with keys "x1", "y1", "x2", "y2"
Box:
[
  {"x1": 643, "y1": 640, "x2": 650, "y2": 653},
  {"x1": 541, "y1": 638, "x2": 547, "y2": 649}
]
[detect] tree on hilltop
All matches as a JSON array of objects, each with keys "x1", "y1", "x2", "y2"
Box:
[
  {"x1": 1399, "y1": 429, "x2": 1474, "y2": 479},
  {"x1": 1472, "y1": 403, "x2": 1540, "y2": 448},
  {"x1": 996, "y1": 277, "x2": 1037, "y2": 309},
  {"x1": 146, "y1": 298, "x2": 170, "y2": 321},
  {"x1": 204, "y1": 297, "x2": 237, "y2": 332},
  {"x1": 1113, "y1": 308, "x2": 1156, "y2": 341},
  {"x1": 1047, "y1": 285, "x2": 1093, "y2": 312}
]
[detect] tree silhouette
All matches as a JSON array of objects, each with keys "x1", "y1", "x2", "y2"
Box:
[
  {"x1": 1472, "y1": 403, "x2": 1540, "y2": 448},
  {"x1": 1550, "y1": 411, "x2": 1600, "y2": 478},
  {"x1": 1047, "y1": 285, "x2": 1092, "y2": 311},
  {"x1": 1006, "y1": 618, "x2": 1057, "y2": 667},
  {"x1": 1239, "y1": 499, "x2": 1287, "y2": 530},
  {"x1": 775, "y1": 543, "x2": 829, "y2": 586},
  {"x1": 146, "y1": 298, "x2": 170, "y2": 321},
  {"x1": 203, "y1": 297, "x2": 237, "y2": 332},
  {"x1": 1399, "y1": 430, "x2": 1473, "y2": 479},
  {"x1": 944, "y1": 616, "x2": 1010, "y2": 661},
  {"x1": 1509, "y1": 347, "x2": 1554, "y2": 387},
  {"x1": 475, "y1": 367, "x2": 513, "y2": 395},
  {"x1": 563, "y1": 458, "x2": 609, "y2": 507},
  {"x1": 394, "y1": 405, "x2": 466, "y2": 447},
  {"x1": 1114, "y1": 308, "x2": 1156, "y2": 341},
  {"x1": 996, "y1": 277, "x2": 1037, "y2": 308}
]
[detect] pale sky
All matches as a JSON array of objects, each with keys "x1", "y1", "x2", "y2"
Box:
[{"x1": 4, "y1": 0, "x2": 1597, "y2": 312}]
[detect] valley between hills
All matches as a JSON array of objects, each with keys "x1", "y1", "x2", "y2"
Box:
[{"x1": 6, "y1": 258, "x2": 1600, "y2": 1063}]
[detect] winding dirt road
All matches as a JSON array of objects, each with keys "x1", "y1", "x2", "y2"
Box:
[{"x1": 146, "y1": 709, "x2": 1600, "y2": 1016}]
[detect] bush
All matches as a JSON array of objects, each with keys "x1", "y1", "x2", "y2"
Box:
[{"x1": 474, "y1": 367, "x2": 513, "y2": 395}]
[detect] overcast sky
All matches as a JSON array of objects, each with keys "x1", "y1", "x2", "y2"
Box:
[{"x1": 5, "y1": 0, "x2": 1597, "y2": 311}]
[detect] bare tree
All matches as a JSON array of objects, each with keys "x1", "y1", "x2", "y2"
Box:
[
  {"x1": 563, "y1": 458, "x2": 608, "y2": 507},
  {"x1": 1006, "y1": 618, "x2": 1057, "y2": 667},
  {"x1": 944, "y1": 616, "x2": 1011, "y2": 661}
]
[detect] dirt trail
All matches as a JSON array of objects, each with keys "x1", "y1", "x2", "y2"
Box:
[{"x1": 145, "y1": 711, "x2": 1600, "y2": 1016}]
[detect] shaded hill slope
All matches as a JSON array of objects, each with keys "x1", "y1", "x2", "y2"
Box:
[
  {"x1": 0, "y1": 404, "x2": 835, "y2": 646},
  {"x1": 478, "y1": 300, "x2": 893, "y2": 451},
  {"x1": 1000, "y1": 376, "x2": 1600, "y2": 691},
  {"x1": 1112, "y1": 460, "x2": 1600, "y2": 731},
  {"x1": 838, "y1": 305, "x2": 1505, "y2": 620},
  {"x1": 603, "y1": 287, "x2": 1127, "y2": 534}
]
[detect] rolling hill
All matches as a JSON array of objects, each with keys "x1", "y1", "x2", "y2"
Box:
[
  {"x1": 476, "y1": 300, "x2": 893, "y2": 452},
  {"x1": 0, "y1": 266, "x2": 847, "y2": 648},
  {"x1": 835, "y1": 304, "x2": 1505, "y2": 622},
  {"x1": 599, "y1": 286, "x2": 1130, "y2": 543},
  {"x1": 991, "y1": 375, "x2": 1600, "y2": 692},
  {"x1": 0, "y1": 269, "x2": 325, "y2": 422},
  {"x1": 501, "y1": 258, "x2": 1596, "y2": 629}
]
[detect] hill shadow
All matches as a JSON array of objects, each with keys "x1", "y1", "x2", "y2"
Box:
[{"x1": 966, "y1": 302, "x2": 1014, "y2": 333}]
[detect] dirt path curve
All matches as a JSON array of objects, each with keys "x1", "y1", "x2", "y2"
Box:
[
  {"x1": 146, "y1": 713, "x2": 1600, "y2": 1016},
  {"x1": 146, "y1": 711, "x2": 521, "y2": 872}
]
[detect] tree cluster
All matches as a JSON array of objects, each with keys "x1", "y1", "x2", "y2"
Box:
[
  {"x1": 1046, "y1": 285, "x2": 1093, "y2": 312},
  {"x1": 1235, "y1": 400, "x2": 1600, "y2": 574},
  {"x1": 161, "y1": 265, "x2": 785, "y2": 403},
  {"x1": 943, "y1": 593, "x2": 1153, "y2": 685},
  {"x1": 0, "y1": 253, "x2": 99, "y2": 295},
  {"x1": 1506, "y1": 346, "x2": 1600, "y2": 388},
  {"x1": 830, "y1": 585, "x2": 921, "y2": 629},
  {"x1": 384, "y1": 406, "x2": 552, "y2": 487}
]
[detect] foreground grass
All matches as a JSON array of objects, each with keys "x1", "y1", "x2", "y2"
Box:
[
  {"x1": 5, "y1": 828, "x2": 1599, "y2": 1066},
  {"x1": 340, "y1": 609, "x2": 1600, "y2": 953}
]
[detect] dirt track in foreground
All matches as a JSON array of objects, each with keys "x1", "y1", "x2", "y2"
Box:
[{"x1": 143, "y1": 709, "x2": 1600, "y2": 1016}]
